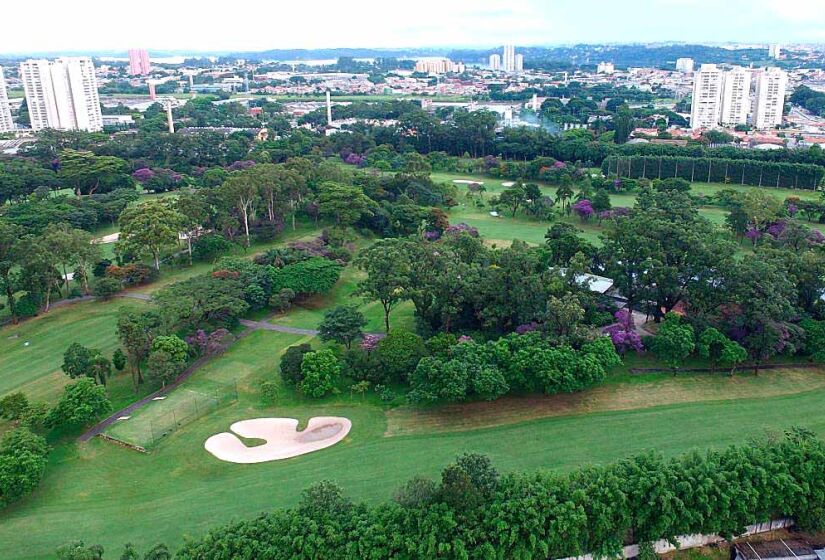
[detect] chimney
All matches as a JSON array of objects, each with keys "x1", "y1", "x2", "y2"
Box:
[{"x1": 166, "y1": 101, "x2": 175, "y2": 133}]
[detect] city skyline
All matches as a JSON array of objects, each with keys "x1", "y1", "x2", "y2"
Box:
[{"x1": 1, "y1": 0, "x2": 824, "y2": 54}]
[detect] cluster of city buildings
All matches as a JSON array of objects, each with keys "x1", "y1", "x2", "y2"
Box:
[
  {"x1": 413, "y1": 58, "x2": 465, "y2": 75},
  {"x1": 1, "y1": 42, "x2": 824, "y2": 146},
  {"x1": 690, "y1": 63, "x2": 788, "y2": 130},
  {"x1": 489, "y1": 45, "x2": 523, "y2": 73}
]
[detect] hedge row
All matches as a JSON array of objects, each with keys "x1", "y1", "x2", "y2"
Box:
[
  {"x1": 176, "y1": 430, "x2": 825, "y2": 560},
  {"x1": 602, "y1": 155, "x2": 824, "y2": 190}
]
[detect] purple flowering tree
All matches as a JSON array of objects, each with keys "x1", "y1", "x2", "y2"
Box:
[
  {"x1": 572, "y1": 199, "x2": 595, "y2": 222},
  {"x1": 444, "y1": 223, "x2": 479, "y2": 238},
  {"x1": 766, "y1": 220, "x2": 787, "y2": 238},
  {"x1": 745, "y1": 227, "x2": 763, "y2": 246},
  {"x1": 360, "y1": 334, "x2": 382, "y2": 352},
  {"x1": 603, "y1": 309, "x2": 643, "y2": 355},
  {"x1": 227, "y1": 160, "x2": 256, "y2": 172},
  {"x1": 132, "y1": 168, "x2": 155, "y2": 183},
  {"x1": 515, "y1": 322, "x2": 539, "y2": 334}
]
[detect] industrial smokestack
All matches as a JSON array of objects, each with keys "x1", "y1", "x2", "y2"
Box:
[{"x1": 166, "y1": 101, "x2": 175, "y2": 133}]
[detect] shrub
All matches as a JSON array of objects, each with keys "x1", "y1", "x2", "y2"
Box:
[
  {"x1": 0, "y1": 428, "x2": 49, "y2": 508},
  {"x1": 92, "y1": 259, "x2": 112, "y2": 278},
  {"x1": 193, "y1": 234, "x2": 236, "y2": 262},
  {"x1": 374, "y1": 331, "x2": 426, "y2": 383},
  {"x1": 260, "y1": 381, "x2": 280, "y2": 404},
  {"x1": 92, "y1": 277, "x2": 122, "y2": 298},
  {"x1": 299, "y1": 349, "x2": 341, "y2": 398},
  {"x1": 106, "y1": 263, "x2": 158, "y2": 286},
  {"x1": 112, "y1": 349, "x2": 127, "y2": 371},
  {"x1": 46, "y1": 378, "x2": 112, "y2": 430},
  {"x1": 15, "y1": 293, "x2": 41, "y2": 319},
  {"x1": 0, "y1": 392, "x2": 29, "y2": 421},
  {"x1": 280, "y1": 343, "x2": 313, "y2": 386}
]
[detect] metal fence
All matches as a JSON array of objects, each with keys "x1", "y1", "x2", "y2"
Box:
[{"x1": 146, "y1": 383, "x2": 238, "y2": 447}]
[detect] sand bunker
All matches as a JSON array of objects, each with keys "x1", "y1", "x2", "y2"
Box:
[
  {"x1": 452, "y1": 179, "x2": 484, "y2": 185},
  {"x1": 204, "y1": 417, "x2": 351, "y2": 464}
]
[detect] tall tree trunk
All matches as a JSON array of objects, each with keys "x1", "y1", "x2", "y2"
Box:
[
  {"x1": 62, "y1": 264, "x2": 69, "y2": 298},
  {"x1": 242, "y1": 211, "x2": 250, "y2": 247},
  {"x1": 383, "y1": 301, "x2": 391, "y2": 333}
]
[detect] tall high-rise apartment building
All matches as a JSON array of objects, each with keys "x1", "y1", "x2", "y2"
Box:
[
  {"x1": 690, "y1": 64, "x2": 725, "y2": 129},
  {"x1": 514, "y1": 54, "x2": 524, "y2": 72},
  {"x1": 719, "y1": 67, "x2": 751, "y2": 126},
  {"x1": 0, "y1": 67, "x2": 14, "y2": 133},
  {"x1": 753, "y1": 67, "x2": 788, "y2": 129},
  {"x1": 489, "y1": 54, "x2": 501, "y2": 70},
  {"x1": 675, "y1": 57, "x2": 694, "y2": 73},
  {"x1": 768, "y1": 44, "x2": 782, "y2": 59},
  {"x1": 20, "y1": 57, "x2": 103, "y2": 132},
  {"x1": 128, "y1": 48, "x2": 151, "y2": 75},
  {"x1": 503, "y1": 45, "x2": 516, "y2": 72}
]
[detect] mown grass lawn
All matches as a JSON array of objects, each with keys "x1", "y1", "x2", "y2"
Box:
[
  {"x1": 267, "y1": 263, "x2": 416, "y2": 333},
  {"x1": 2, "y1": 327, "x2": 825, "y2": 558},
  {"x1": 433, "y1": 171, "x2": 825, "y2": 248},
  {"x1": 0, "y1": 299, "x2": 146, "y2": 409}
]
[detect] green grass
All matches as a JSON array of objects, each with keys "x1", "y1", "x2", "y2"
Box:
[
  {"x1": 104, "y1": 330, "x2": 314, "y2": 448},
  {"x1": 3, "y1": 167, "x2": 825, "y2": 558},
  {"x1": 268, "y1": 265, "x2": 416, "y2": 333},
  {"x1": 432, "y1": 171, "x2": 825, "y2": 247},
  {"x1": 0, "y1": 299, "x2": 146, "y2": 407},
  {"x1": 3, "y1": 333, "x2": 825, "y2": 558}
]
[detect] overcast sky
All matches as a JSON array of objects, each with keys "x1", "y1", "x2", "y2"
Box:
[{"x1": 1, "y1": 0, "x2": 825, "y2": 55}]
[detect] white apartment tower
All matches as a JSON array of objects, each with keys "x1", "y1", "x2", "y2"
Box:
[
  {"x1": 489, "y1": 54, "x2": 501, "y2": 70},
  {"x1": 719, "y1": 67, "x2": 751, "y2": 126},
  {"x1": 675, "y1": 58, "x2": 694, "y2": 73},
  {"x1": 503, "y1": 45, "x2": 516, "y2": 72},
  {"x1": 753, "y1": 67, "x2": 787, "y2": 129},
  {"x1": 768, "y1": 44, "x2": 782, "y2": 59},
  {"x1": 690, "y1": 64, "x2": 725, "y2": 129},
  {"x1": 0, "y1": 67, "x2": 14, "y2": 133},
  {"x1": 514, "y1": 54, "x2": 524, "y2": 72},
  {"x1": 20, "y1": 57, "x2": 103, "y2": 132},
  {"x1": 597, "y1": 62, "x2": 615, "y2": 74}
]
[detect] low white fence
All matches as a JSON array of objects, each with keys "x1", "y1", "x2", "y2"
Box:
[{"x1": 558, "y1": 518, "x2": 793, "y2": 560}]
